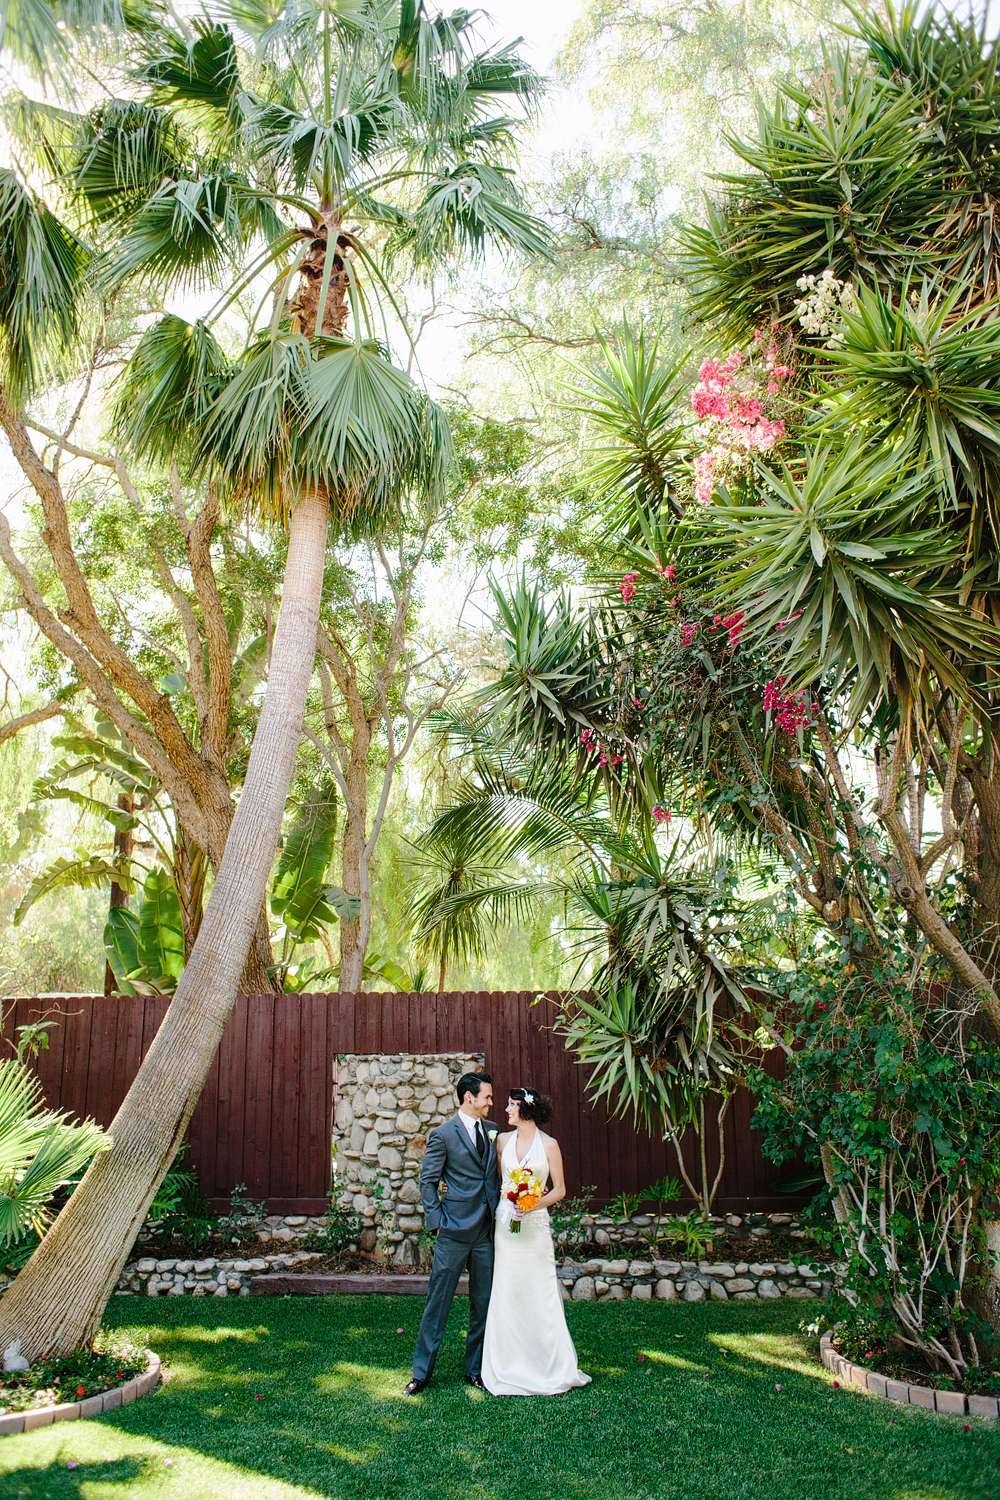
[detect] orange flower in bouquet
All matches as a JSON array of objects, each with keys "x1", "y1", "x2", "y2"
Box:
[{"x1": 505, "y1": 1166, "x2": 544, "y2": 1233}]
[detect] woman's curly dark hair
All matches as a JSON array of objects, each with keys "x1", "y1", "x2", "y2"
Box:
[{"x1": 509, "y1": 1087, "x2": 552, "y2": 1125}]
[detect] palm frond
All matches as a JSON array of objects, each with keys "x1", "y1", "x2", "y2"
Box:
[{"x1": 0, "y1": 169, "x2": 88, "y2": 399}]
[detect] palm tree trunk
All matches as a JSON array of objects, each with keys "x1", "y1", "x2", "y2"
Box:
[{"x1": 0, "y1": 491, "x2": 330, "y2": 1360}]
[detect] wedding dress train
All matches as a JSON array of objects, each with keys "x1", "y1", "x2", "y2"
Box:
[{"x1": 482, "y1": 1128, "x2": 592, "y2": 1396}]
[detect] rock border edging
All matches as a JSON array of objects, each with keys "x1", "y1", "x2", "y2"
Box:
[
  {"x1": 0, "y1": 1349, "x2": 161, "y2": 1437},
  {"x1": 819, "y1": 1330, "x2": 999, "y2": 1419}
]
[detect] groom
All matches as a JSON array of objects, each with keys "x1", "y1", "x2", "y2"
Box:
[{"x1": 405, "y1": 1070, "x2": 500, "y2": 1394}]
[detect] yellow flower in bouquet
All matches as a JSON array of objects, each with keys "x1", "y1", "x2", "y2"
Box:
[{"x1": 505, "y1": 1166, "x2": 545, "y2": 1233}]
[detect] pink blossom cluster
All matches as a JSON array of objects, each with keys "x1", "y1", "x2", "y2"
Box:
[
  {"x1": 655, "y1": 562, "x2": 677, "y2": 581},
  {"x1": 763, "y1": 676, "x2": 818, "y2": 736},
  {"x1": 775, "y1": 610, "x2": 804, "y2": 631},
  {"x1": 652, "y1": 805, "x2": 671, "y2": 824},
  {"x1": 580, "y1": 726, "x2": 622, "y2": 770},
  {"x1": 691, "y1": 338, "x2": 790, "y2": 504},
  {"x1": 680, "y1": 622, "x2": 699, "y2": 647},
  {"x1": 753, "y1": 328, "x2": 793, "y2": 392},
  {"x1": 712, "y1": 611, "x2": 745, "y2": 646},
  {"x1": 620, "y1": 572, "x2": 638, "y2": 604}
]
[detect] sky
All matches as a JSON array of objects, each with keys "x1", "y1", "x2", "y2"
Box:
[{"x1": 476, "y1": 0, "x2": 582, "y2": 70}]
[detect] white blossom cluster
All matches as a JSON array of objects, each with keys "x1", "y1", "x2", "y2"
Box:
[{"x1": 793, "y1": 268, "x2": 857, "y2": 346}]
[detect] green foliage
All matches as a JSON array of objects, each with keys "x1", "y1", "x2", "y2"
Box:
[
  {"x1": 0, "y1": 167, "x2": 88, "y2": 399},
  {"x1": 0, "y1": 1057, "x2": 110, "y2": 1245},
  {"x1": 568, "y1": 324, "x2": 690, "y2": 533},
  {"x1": 102, "y1": 868, "x2": 187, "y2": 995},
  {"x1": 218, "y1": 1184, "x2": 266, "y2": 1253},
  {"x1": 143, "y1": 1146, "x2": 219, "y2": 1254},
  {"x1": 605, "y1": 1176, "x2": 684, "y2": 1252},
  {"x1": 14, "y1": 854, "x2": 133, "y2": 928},
  {"x1": 102, "y1": 908, "x2": 141, "y2": 991},
  {"x1": 680, "y1": 7, "x2": 1000, "y2": 343},
  {"x1": 662, "y1": 1210, "x2": 718, "y2": 1260},
  {"x1": 549, "y1": 1185, "x2": 596, "y2": 1256},
  {"x1": 752, "y1": 953, "x2": 1000, "y2": 1377},
  {"x1": 482, "y1": 573, "x2": 610, "y2": 755},
  {"x1": 301, "y1": 1192, "x2": 363, "y2": 1258},
  {"x1": 136, "y1": 868, "x2": 185, "y2": 982},
  {"x1": 0, "y1": 1328, "x2": 146, "y2": 1413}
]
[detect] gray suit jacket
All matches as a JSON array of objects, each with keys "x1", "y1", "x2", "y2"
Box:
[{"x1": 419, "y1": 1115, "x2": 501, "y2": 1242}]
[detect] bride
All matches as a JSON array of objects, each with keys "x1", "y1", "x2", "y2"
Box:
[{"x1": 482, "y1": 1087, "x2": 592, "y2": 1396}]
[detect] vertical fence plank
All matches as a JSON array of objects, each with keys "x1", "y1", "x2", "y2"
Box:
[
  {"x1": 354, "y1": 992, "x2": 379, "y2": 1055},
  {"x1": 214, "y1": 995, "x2": 249, "y2": 1200},
  {"x1": 84, "y1": 993, "x2": 120, "y2": 1128},
  {"x1": 112, "y1": 996, "x2": 144, "y2": 1119},
  {"x1": 59, "y1": 996, "x2": 95, "y2": 1126},
  {"x1": 189, "y1": 1035, "x2": 220, "y2": 1197},
  {"x1": 300, "y1": 992, "x2": 331, "y2": 1202},
  {"x1": 244, "y1": 993, "x2": 276, "y2": 1201},
  {"x1": 410, "y1": 990, "x2": 436, "y2": 1054},
  {"x1": 24, "y1": 995, "x2": 68, "y2": 1110}
]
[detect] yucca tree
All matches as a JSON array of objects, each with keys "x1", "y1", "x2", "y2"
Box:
[
  {"x1": 681, "y1": 3, "x2": 1000, "y2": 338},
  {"x1": 0, "y1": 0, "x2": 548, "y2": 1358},
  {"x1": 674, "y1": 6, "x2": 1000, "y2": 1020},
  {"x1": 567, "y1": 3, "x2": 1000, "y2": 1344}
]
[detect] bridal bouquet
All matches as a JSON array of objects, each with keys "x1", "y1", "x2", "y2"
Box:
[{"x1": 504, "y1": 1167, "x2": 545, "y2": 1233}]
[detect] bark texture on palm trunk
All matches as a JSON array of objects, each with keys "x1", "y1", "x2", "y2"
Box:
[{"x1": 0, "y1": 493, "x2": 330, "y2": 1360}]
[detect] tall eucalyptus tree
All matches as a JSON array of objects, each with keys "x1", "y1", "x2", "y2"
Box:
[{"x1": 0, "y1": 0, "x2": 548, "y2": 1357}]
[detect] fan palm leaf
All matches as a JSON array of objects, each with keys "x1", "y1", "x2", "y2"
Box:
[
  {"x1": 0, "y1": 1060, "x2": 110, "y2": 1245},
  {"x1": 0, "y1": 170, "x2": 89, "y2": 400}
]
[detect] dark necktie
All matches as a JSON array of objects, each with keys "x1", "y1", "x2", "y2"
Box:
[{"x1": 475, "y1": 1121, "x2": 486, "y2": 1159}]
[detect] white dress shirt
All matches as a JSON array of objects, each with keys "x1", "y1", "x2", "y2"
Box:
[{"x1": 456, "y1": 1110, "x2": 482, "y2": 1148}]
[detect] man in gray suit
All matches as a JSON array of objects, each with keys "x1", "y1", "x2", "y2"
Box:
[{"x1": 405, "y1": 1071, "x2": 500, "y2": 1393}]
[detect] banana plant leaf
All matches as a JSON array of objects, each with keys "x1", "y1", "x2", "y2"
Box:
[{"x1": 137, "y1": 867, "x2": 186, "y2": 981}]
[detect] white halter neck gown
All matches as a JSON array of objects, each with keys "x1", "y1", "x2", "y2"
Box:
[{"x1": 482, "y1": 1127, "x2": 592, "y2": 1396}]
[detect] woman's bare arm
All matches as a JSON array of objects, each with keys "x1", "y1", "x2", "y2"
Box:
[{"x1": 532, "y1": 1135, "x2": 566, "y2": 1212}]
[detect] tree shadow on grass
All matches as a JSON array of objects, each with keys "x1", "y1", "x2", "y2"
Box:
[
  {"x1": 93, "y1": 1296, "x2": 1000, "y2": 1500},
  {"x1": 1, "y1": 1455, "x2": 151, "y2": 1497}
]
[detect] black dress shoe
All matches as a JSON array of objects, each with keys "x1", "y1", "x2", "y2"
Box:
[
  {"x1": 404, "y1": 1377, "x2": 428, "y2": 1395},
  {"x1": 464, "y1": 1373, "x2": 487, "y2": 1390}
]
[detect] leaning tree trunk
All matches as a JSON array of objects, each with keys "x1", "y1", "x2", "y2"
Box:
[{"x1": 0, "y1": 492, "x2": 330, "y2": 1360}]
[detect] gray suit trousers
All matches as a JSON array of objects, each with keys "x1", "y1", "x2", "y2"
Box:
[{"x1": 411, "y1": 1223, "x2": 494, "y2": 1381}]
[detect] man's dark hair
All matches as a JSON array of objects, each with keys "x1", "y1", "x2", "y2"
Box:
[{"x1": 456, "y1": 1070, "x2": 492, "y2": 1107}]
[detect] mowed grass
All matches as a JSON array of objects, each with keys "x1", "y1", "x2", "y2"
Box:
[{"x1": 0, "y1": 1296, "x2": 997, "y2": 1500}]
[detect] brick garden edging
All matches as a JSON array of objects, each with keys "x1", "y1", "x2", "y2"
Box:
[
  {"x1": 819, "y1": 1330, "x2": 999, "y2": 1419},
  {"x1": 0, "y1": 1349, "x2": 161, "y2": 1437}
]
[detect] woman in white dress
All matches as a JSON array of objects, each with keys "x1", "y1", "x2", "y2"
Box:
[{"x1": 482, "y1": 1087, "x2": 592, "y2": 1396}]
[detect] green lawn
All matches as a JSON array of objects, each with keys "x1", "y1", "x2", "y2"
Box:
[{"x1": 0, "y1": 1296, "x2": 996, "y2": 1499}]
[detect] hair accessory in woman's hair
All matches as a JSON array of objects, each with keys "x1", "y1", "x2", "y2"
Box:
[{"x1": 524, "y1": 1091, "x2": 534, "y2": 1103}]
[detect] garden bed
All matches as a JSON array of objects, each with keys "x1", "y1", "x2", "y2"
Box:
[
  {"x1": 0, "y1": 1341, "x2": 160, "y2": 1436},
  {"x1": 823, "y1": 1327, "x2": 1000, "y2": 1408}
]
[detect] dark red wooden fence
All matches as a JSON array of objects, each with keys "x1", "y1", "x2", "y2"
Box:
[{"x1": 1, "y1": 991, "x2": 802, "y2": 1215}]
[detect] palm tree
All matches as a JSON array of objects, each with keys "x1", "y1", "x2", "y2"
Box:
[{"x1": 0, "y1": 0, "x2": 548, "y2": 1357}]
